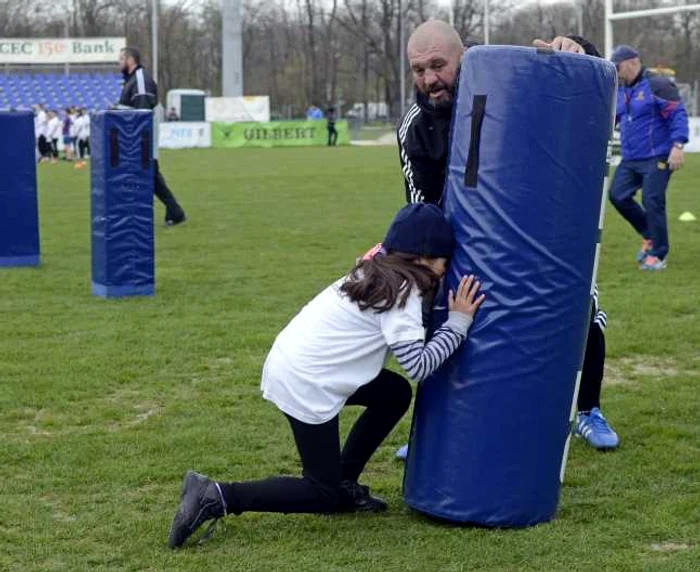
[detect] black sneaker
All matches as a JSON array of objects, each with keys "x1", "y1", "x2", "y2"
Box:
[
  {"x1": 164, "y1": 215, "x2": 187, "y2": 227},
  {"x1": 168, "y1": 471, "x2": 226, "y2": 549},
  {"x1": 339, "y1": 480, "x2": 388, "y2": 513}
]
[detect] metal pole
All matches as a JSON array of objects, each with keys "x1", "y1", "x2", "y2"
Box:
[
  {"x1": 608, "y1": 4, "x2": 700, "y2": 20},
  {"x1": 222, "y1": 0, "x2": 243, "y2": 96},
  {"x1": 484, "y1": 0, "x2": 490, "y2": 45},
  {"x1": 577, "y1": 1, "x2": 583, "y2": 37},
  {"x1": 64, "y1": 17, "x2": 70, "y2": 77},
  {"x1": 151, "y1": 0, "x2": 158, "y2": 83},
  {"x1": 604, "y1": 0, "x2": 613, "y2": 60},
  {"x1": 399, "y1": 0, "x2": 405, "y2": 117}
]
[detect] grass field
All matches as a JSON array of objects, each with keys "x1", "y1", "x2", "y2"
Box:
[{"x1": 2, "y1": 147, "x2": 699, "y2": 571}]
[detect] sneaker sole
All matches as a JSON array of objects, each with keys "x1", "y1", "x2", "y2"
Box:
[{"x1": 574, "y1": 432, "x2": 620, "y2": 451}]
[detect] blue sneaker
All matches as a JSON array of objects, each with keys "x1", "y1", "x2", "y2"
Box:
[
  {"x1": 640, "y1": 255, "x2": 667, "y2": 271},
  {"x1": 395, "y1": 444, "x2": 408, "y2": 461},
  {"x1": 636, "y1": 238, "x2": 653, "y2": 262},
  {"x1": 575, "y1": 408, "x2": 619, "y2": 450}
]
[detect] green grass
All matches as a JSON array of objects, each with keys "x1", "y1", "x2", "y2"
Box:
[{"x1": 1, "y1": 148, "x2": 699, "y2": 571}]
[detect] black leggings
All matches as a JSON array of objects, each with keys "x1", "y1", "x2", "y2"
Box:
[
  {"x1": 577, "y1": 316, "x2": 605, "y2": 413},
  {"x1": 78, "y1": 138, "x2": 90, "y2": 159},
  {"x1": 219, "y1": 369, "x2": 412, "y2": 515}
]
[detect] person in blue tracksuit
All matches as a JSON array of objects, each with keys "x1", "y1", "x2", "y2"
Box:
[{"x1": 609, "y1": 45, "x2": 689, "y2": 271}]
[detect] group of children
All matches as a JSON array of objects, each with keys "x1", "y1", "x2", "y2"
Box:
[{"x1": 33, "y1": 105, "x2": 90, "y2": 168}]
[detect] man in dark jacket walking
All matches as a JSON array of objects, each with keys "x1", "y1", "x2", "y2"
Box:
[
  {"x1": 395, "y1": 21, "x2": 618, "y2": 453},
  {"x1": 119, "y1": 47, "x2": 186, "y2": 226}
]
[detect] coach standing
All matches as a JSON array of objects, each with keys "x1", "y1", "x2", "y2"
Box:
[
  {"x1": 394, "y1": 21, "x2": 619, "y2": 452},
  {"x1": 118, "y1": 47, "x2": 187, "y2": 227},
  {"x1": 609, "y1": 45, "x2": 688, "y2": 271}
]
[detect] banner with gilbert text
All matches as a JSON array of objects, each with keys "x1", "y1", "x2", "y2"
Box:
[{"x1": 211, "y1": 120, "x2": 349, "y2": 148}]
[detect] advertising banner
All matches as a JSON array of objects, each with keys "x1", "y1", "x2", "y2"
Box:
[
  {"x1": 211, "y1": 120, "x2": 349, "y2": 148},
  {"x1": 205, "y1": 96, "x2": 271, "y2": 123},
  {"x1": 159, "y1": 122, "x2": 211, "y2": 149},
  {"x1": 0, "y1": 38, "x2": 126, "y2": 64}
]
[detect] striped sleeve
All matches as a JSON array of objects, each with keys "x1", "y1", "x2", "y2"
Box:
[
  {"x1": 390, "y1": 312, "x2": 472, "y2": 382},
  {"x1": 397, "y1": 104, "x2": 425, "y2": 204},
  {"x1": 592, "y1": 284, "x2": 607, "y2": 332}
]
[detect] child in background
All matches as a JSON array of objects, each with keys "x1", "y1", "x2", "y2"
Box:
[
  {"x1": 62, "y1": 108, "x2": 73, "y2": 162},
  {"x1": 168, "y1": 203, "x2": 486, "y2": 548},
  {"x1": 46, "y1": 111, "x2": 62, "y2": 164},
  {"x1": 74, "y1": 110, "x2": 90, "y2": 169}
]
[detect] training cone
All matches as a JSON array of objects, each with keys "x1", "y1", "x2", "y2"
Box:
[{"x1": 679, "y1": 211, "x2": 697, "y2": 222}]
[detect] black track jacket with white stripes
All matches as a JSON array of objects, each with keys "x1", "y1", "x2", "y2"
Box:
[
  {"x1": 398, "y1": 35, "x2": 600, "y2": 206},
  {"x1": 397, "y1": 36, "x2": 607, "y2": 331},
  {"x1": 119, "y1": 66, "x2": 158, "y2": 110},
  {"x1": 397, "y1": 90, "x2": 452, "y2": 205}
]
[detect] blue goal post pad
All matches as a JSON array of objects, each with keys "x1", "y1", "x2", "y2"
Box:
[
  {"x1": 91, "y1": 110, "x2": 155, "y2": 298},
  {"x1": 403, "y1": 46, "x2": 616, "y2": 527},
  {"x1": 0, "y1": 111, "x2": 40, "y2": 267}
]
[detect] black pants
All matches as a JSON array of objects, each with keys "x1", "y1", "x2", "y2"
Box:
[
  {"x1": 38, "y1": 135, "x2": 49, "y2": 157},
  {"x1": 577, "y1": 315, "x2": 605, "y2": 413},
  {"x1": 327, "y1": 124, "x2": 338, "y2": 146},
  {"x1": 154, "y1": 159, "x2": 185, "y2": 222},
  {"x1": 78, "y1": 138, "x2": 90, "y2": 159},
  {"x1": 219, "y1": 369, "x2": 412, "y2": 515},
  {"x1": 50, "y1": 139, "x2": 59, "y2": 158}
]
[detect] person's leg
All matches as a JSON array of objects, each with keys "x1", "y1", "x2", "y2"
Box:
[
  {"x1": 220, "y1": 414, "x2": 342, "y2": 515},
  {"x1": 577, "y1": 314, "x2": 605, "y2": 413},
  {"x1": 609, "y1": 160, "x2": 648, "y2": 238},
  {"x1": 154, "y1": 159, "x2": 186, "y2": 224},
  {"x1": 640, "y1": 158, "x2": 672, "y2": 261},
  {"x1": 341, "y1": 369, "x2": 412, "y2": 482},
  {"x1": 575, "y1": 308, "x2": 619, "y2": 450},
  {"x1": 332, "y1": 127, "x2": 338, "y2": 146},
  {"x1": 169, "y1": 413, "x2": 343, "y2": 548},
  {"x1": 327, "y1": 127, "x2": 332, "y2": 146}
]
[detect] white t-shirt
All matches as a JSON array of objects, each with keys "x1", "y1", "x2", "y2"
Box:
[
  {"x1": 34, "y1": 111, "x2": 47, "y2": 138},
  {"x1": 75, "y1": 115, "x2": 90, "y2": 139},
  {"x1": 261, "y1": 277, "x2": 425, "y2": 424},
  {"x1": 69, "y1": 115, "x2": 77, "y2": 138},
  {"x1": 47, "y1": 117, "x2": 62, "y2": 140}
]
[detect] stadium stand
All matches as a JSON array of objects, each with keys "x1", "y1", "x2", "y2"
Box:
[{"x1": 0, "y1": 72, "x2": 122, "y2": 111}]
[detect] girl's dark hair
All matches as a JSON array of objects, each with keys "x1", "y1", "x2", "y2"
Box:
[{"x1": 340, "y1": 251, "x2": 440, "y2": 313}]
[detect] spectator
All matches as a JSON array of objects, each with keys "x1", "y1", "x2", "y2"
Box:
[
  {"x1": 69, "y1": 107, "x2": 79, "y2": 157},
  {"x1": 75, "y1": 109, "x2": 90, "y2": 169},
  {"x1": 306, "y1": 104, "x2": 323, "y2": 120},
  {"x1": 62, "y1": 108, "x2": 74, "y2": 162},
  {"x1": 167, "y1": 107, "x2": 180, "y2": 122},
  {"x1": 326, "y1": 106, "x2": 338, "y2": 147},
  {"x1": 46, "y1": 111, "x2": 62, "y2": 164},
  {"x1": 609, "y1": 45, "x2": 689, "y2": 271},
  {"x1": 33, "y1": 104, "x2": 49, "y2": 162}
]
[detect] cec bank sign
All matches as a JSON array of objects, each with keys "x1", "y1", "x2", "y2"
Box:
[{"x1": 0, "y1": 38, "x2": 126, "y2": 64}]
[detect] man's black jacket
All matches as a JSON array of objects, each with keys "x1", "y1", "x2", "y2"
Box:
[
  {"x1": 119, "y1": 66, "x2": 158, "y2": 110},
  {"x1": 397, "y1": 35, "x2": 601, "y2": 205}
]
